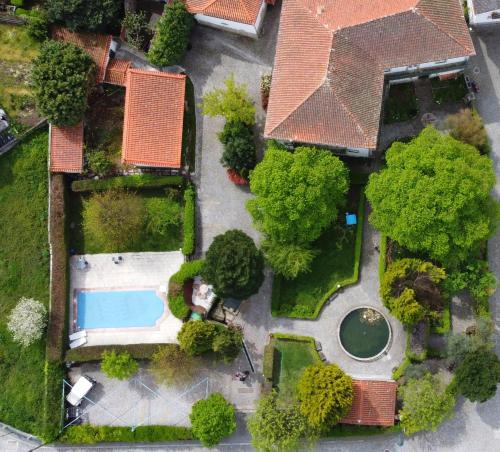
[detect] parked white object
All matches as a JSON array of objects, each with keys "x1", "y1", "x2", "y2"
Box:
[
  {"x1": 66, "y1": 376, "x2": 95, "y2": 406},
  {"x1": 69, "y1": 330, "x2": 87, "y2": 341},
  {"x1": 159, "y1": 284, "x2": 167, "y2": 293},
  {"x1": 69, "y1": 337, "x2": 87, "y2": 349}
]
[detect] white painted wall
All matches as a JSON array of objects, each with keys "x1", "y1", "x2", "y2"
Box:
[
  {"x1": 384, "y1": 57, "x2": 468, "y2": 75},
  {"x1": 467, "y1": 0, "x2": 500, "y2": 24}
]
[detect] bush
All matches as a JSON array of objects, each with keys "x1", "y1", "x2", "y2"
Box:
[
  {"x1": 11, "y1": 0, "x2": 23, "y2": 6},
  {"x1": 182, "y1": 184, "x2": 196, "y2": 255},
  {"x1": 148, "y1": 0, "x2": 194, "y2": 67},
  {"x1": 167, "y1": 259, "x2": 205, "y2": 319},
  {"x1": 446, "y1": 109, "x2": 490, "y2": 154},
  {"x1": 101, "y1": 350, "x2": 138, "y2": 380},
  {"x1": 72, "y1": 174, "x2": 184, "y2": 192},
  {"x1": 7, "y1": 297, "x2": 47, "y2": 347},
  {"x1": 454, "y1": 348, "x2": 500, "y2": 402},
  {"x1": 219, "y1": 120, "x2": 256, "y2": 175},
  {"x1": 86, "y1": 150, "x2": 112, "y2": 176},
  {"x1": 27, "y1": 14, "x2": 50, "y2": 41},
  {"x1": 262, "y1": 342, "x2": 275, "y2": 381},
  {"x1": 60, "y1": 425, "x2": 193, "y2": 444},
  {"x1": 190, "y1": 393, "x2": 236, "y2": 447},
  {"x1": 65, "y1": 344, "x2": 163, "y2": 362},
  {"x1": 146, "y1": 196, "x2": 182, "y2": 236},
  {"x1": 262, "y1": 240, "x2": 318, "y2": 279},
  {"x1": 297, "y1": 363, "x2": 354, "y2": 428},
  {"x1": 211, "y1": 325, "x2": 243, "y2": 363},
  {"x1": 32, "y1": 41, "x2": 94, "y2": 126},
  {"x1": 202, "y1": 74, "x2": 256, "y2": 125},
  {"x1": 203, "y1": 229, "x2": 264, "y2": 299},
  {"x1": 150, "y1": 344, "x2": 198, "y2": 386},
  {"x1": 122, "y1": 10, "x2": 149, "y2": 51},
  {"x1": 381, "y1": 259, "x2": 446, "y2": 325},
  {"x1": 82, "y1": 190, "x2": 145, "y2": 252},
  {"x1": 178, "y1": 321, "x2": 218, "y2": 356}
]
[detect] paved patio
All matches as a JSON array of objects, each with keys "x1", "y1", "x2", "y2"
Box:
[{"x1": 69, "y1": 252, "x2": 184, "y2": 345}]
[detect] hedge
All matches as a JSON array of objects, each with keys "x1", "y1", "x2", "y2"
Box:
[
  {"x1": 65, "y1": 343, "x2": 164, "y2": 363},
  {"x1": 168, "y1": 259, "x2": 206, "y2": 320},
  {"x1": 71, "y1": 174, "x2": 184, "y2": 192},
  {"x1": 182, "y1": 184, "x2": 196, "y2": 255},
  {"x1": 392, "y1": 356, "x2": 411, "y2": 380},
  {"x1": 262, "y1": 341, "x2": 275, "y2": 381},
  {"x1": 41, "y1": 361, "x2": 64, "y2": 442},
  {"x1": 379, "y1": 234, "x2": 387, "y2": 281},
  {"x1": 59, "y1": 425, "x2": 193, "y2": 444}
]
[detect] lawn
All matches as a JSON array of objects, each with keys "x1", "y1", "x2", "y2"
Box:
[
  {"x1": 0, "y1": 130, "x2": 50, "y2": 435},
  {"x1": 431, "y1": 75, "x2": 468, "y2": 105},
  {"x1": 272, "y1": 336, "x2": 320, "y2": 405},
  {"x1": 271, "y1": 185, "x2": 364, "y2": 319},
  {"x1": 0, "y1": 23, "x2": 41, "y2": 129},
  {"x1": 68, "y1": 188, "x2": 184, "y2": 254},
  {"x1": 384, "y1": 82, "x2": 419, "y2": 124}
]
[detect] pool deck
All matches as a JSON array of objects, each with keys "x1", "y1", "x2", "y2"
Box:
[{"x1": 69, "y1": 252, "x2": 185, "y2": 347}]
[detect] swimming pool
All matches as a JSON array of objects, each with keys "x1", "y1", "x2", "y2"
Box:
[{"x1": 76, "y1": 289, "x2": 165, "y2": 329}]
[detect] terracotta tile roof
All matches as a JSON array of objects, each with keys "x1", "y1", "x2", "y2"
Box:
[
  {"x1": 122, "y1": 69, "x2": 186, "y2": 168},
  {"x1": 104, "y1": 59, "x2": 132, "y2": 86},
  {"x1": 471, "y1": 0, "x2": 500, "y2": 15},
  {"x1": 185, "y1": 0, "x2": 263, "y2": 25},
  {"x1": 49, "y1": 123, "x2": 84, "y2": 173},
  {"x1": 265, "y1": 0, "x2": 475, "y2": 150},
  {"x1": 341, "y1": 379, "x2": 398, "y2": 427},
  {"x1": 52, "y1": 27, "x2": 112, "y2": 84}
]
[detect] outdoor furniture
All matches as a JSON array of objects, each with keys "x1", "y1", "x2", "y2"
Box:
[
  {"x1": 318, "y1": 351, "x2": 327, "y2": 362},
  {"x1": 69, "y1": 337, "x2": 87, "y2": 349},
  {"x1": 159, "y1": 284, "x2": 167, "y2": 293},
  {"x1": 192, "y1": 276, "x2": 216, "y2": 315},
  {"x1": 69, "y1": 330, "x2": 87, "y2": 341},
  {"x1": 315, "y1": 340, "x2": 322, "y2": 352},
  {"x1": 76, "y1": 256, "x2": 88, "y2": 270},
  {"x1": 345, "y1": 212, "x2": 357, "y2": 226}
]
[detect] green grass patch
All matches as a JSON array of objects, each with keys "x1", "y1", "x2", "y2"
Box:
[
  {"x1": 0, "y1": 130, "x2": 52, "y2": 436},
  {"x1": 182, "y1": 76, "x2": 196, "y2": 172},
  {"x1": 271, "y1": 186, "x2": 365, "y2": 319},
  {"x1": 384, "y1": 83, "x2": 418, "y2": 124},
  {"x1": 431, "y1": 75, "x2": 468, "y2": 105},
  {"x1": 271, "y1": 335, "x2": 321, "y2": 405},
  {"x1": 71, "y1": 174, "x2": 184, "y2": 192}
]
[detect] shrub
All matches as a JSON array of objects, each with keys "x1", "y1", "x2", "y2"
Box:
[
  {"x1": 122, "y1": 10, "x2": 149, "y2": 51},
  {"x1": 101, "y1": 350, "x2": 138, "y2": 380},
  {"x1": 297, "y1": 363, "x2": 354, "y2": 428},
  {"x1": 218, "y1": 120, "x2": 256, "y2": 175},
  {"x1": 381, "y1": 258, "x2": 446, "y2": 325},
  {"x1": 150, "y1": 344, "x2": 198, "y2": 386},
  {"x1": 182, "y1": 184, "x2": 196, "y2": 255},
  {"x1": 7, "y1": 297, "x2": 47, "y2": 347},
  {"x1": 72, "y1": 174, "x2": 184, "y2": 192},
  {"x1": 65, "y1": 344, "x2": 164, "y2": 362},
  {"x1": 398, "y1": 374, "x2": 456, "y2": 435},
  {"x1": 11, "y1": 0, "x2": 23, "y2": 6},
  {"x1": 177, "y1": 321, "x2": 218, "y2": 356},
  {"x1": 86, "y1": 150, "x2": 112, "y2": 176},
  {"x1": 146, "y1": 196, "x2": 182, "y2": 236},
  {"x1": 32, "y1": 41, "x2": 94, "y2": 126},
  {"x1": 27, "y1": 14, "x2": 50, "y2": 41},
  {"x1": 82, "y1": 190, "x2": 145, "y2": 252},
  {"x1": 203, "y1": 229, "x2": 264, "y2": 299},
  {"x1": 262, "y1": 240, "x2": 318, "y2": 279},
  {"x1": 190, "y1": 393, "x2": 236, "y2": 447},
  {"x1": 211, "y1": 325, "x2": 243, "y2": 363},
  {"x1": 202, "y1": 74, "x2": 256, "y2": 125},
  {"x1": 262, "y1": 343, "x2": 275, "y2": 381},
  {"x1": 446, "y1": 108, "x2": 490, "y2": 154},
  {"x1": 167, "y1": 259, "x2": 205, "y2": 319},
  {"x1": 148, "y1": 0, "x2": 194, "y2": 67}
]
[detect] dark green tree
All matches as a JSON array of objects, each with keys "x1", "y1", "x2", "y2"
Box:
[
  {"x1": 202, "y1": 229, "x2": 264, "y2": 299},
  {"x1": 367, "y1": 127, "x2": 499, "y2": 267},
  {"x1": 211, "y1": 325, "x2": 243, "y2": 363},
  {"x1": 177, "y1": 321, "x2": 217, "y2": 356},
  {"x1": 218, "y1": 120, "x2": 256, "y2": 175},
  {"x1": 147, "y1": 0, "x2": 194, "y2": 67},
  {"x1": 31, "y1": 41, "x2": 94, "y2": 126}
]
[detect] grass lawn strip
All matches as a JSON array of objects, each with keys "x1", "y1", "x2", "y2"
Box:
[
  {"x1": 384, "y1": 83, "x2": 418, "y2": 124},
  {"x1": 0, "y1": 131, "x2": 51, "y2": 435},
  {"x1": 431, "y1": 75, "x2": 468, "y2": 105}
]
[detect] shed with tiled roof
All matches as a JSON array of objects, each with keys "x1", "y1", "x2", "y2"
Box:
[
  {"x1": 49, "y1": 123, "x2": 84, "y2": 173},
  {"x1": 122, "y1": 69, "x2": 186, "y2": 168}
]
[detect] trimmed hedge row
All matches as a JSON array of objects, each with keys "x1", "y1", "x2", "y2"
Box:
[
  {"x1": 262, "y1": 341, "x2": 275, "y2": 381},
  {"x1": 378, "y1": 234, "x2": 387, "y2": 281},
  {"x1": 168, "y1": 259, "x2": 206, "y2": 319},
  {"x1": 41, "y1": 361, "x2": 64, "y2": 442},
  {"x1": 65, "y1": 343, "x2": 164, "y2": 363},
  {"x1": 59, "y1": 425, "x2": 193, "y2": 444},
  {"x1": 182, "y1": 184, "x2": 196, "y2": 255},
  {"x1": 71, "y1": 174, "x2": 184, "y2": 192}
]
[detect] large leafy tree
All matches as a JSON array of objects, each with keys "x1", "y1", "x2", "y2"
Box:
[
  {"x1": 219, "y1": 120, "x2": 256, "y2": 175},
  {"x1": 247, "y1": 391, "x2": 313, "y2": 452},
  {"x1": 454, "y1": 348, "x2": 500, "y2": 402},
  {"x1": 366, "y1": 127, "x2": 498, "y2": 267},
  {"x1": 398, "y1": 374, "x2": 455, "y2": 435},
  {"x1": 247, "y1": 146, "x2": 349, "y2": 245},
  {"x1": 7, "y1": 297, "x2": 47, "y2": 347},
  {"x1": 101, "y1": 351, "x2": 138, "y2": 380},
  {"x1": 31, "y1": 41, "x2": 94, "y2": 126},
  {"x1": 46, "y1": 0, "x2": 123, "y2": 32},
  {"x1": 177, "y1": 321, "x2": 217, "y2": 356},
  {"x1": 202, "y1": 229, "x2": 264, "y2": 299},
  {"x1": 190, "y1": 393, "x2": 236, "y2": 447},
  {"x1": 297, "y1": 363, "x2": 353, "y2": 428},
  {"x1": 148, "y1": 0, "x2": 194, "y2": 67}
]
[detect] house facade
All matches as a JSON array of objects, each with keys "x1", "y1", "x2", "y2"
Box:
[
  {"x1": 467, "y1": 0, "x2": 500, "y2": 25},
  {"x1": 264, "y1": 0, "x2": 475, "y2": 158}
]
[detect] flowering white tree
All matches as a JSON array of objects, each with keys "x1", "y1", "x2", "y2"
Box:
[{"x1": 7, "y1": 297, "x2": 47, "y2": 347}]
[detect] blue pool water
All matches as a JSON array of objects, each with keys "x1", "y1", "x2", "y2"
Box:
[{"x1": 77, "y1": 290, "x2": 165, "y2": 329}]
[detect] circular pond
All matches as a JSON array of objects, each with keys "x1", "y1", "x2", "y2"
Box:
[{"x1": 338, "y1": 307, "x2": 391, "y2": 361}]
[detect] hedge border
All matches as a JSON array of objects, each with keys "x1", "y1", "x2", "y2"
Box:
[
  {"x1": 65, "y1": 343, "x2": 165, "y2": 363},
  {"x1": 379, "y1": 234, "x2": 387, "y2": 281},
  {"x1": 71, "y1": 174, "x2": 184, "y2": 192},
  {"x1": 182, "y1": 184, "x2": 196, "y2": 255}
]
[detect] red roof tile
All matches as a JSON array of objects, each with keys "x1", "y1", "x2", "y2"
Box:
[
  {"x1": 49, "y1": 123, "x2": 84, "y2": 173},
  {"x1": 265, "y1": 0, "x2": 475, "y2": 149},
  {"x1": 122, "y1": 69, "x2": 186, "y2": 168},
  {"x1": 52, "y1": 27, "x2": 112, "y2": 84},
  {"x1": 341, "y1": 380, "x2": 398, "y2": 427},
  {"x1": 105, "y1": 59, "x2": 132, "y2": 86},
  {"x1": 185, "y1": 0, "x2": 263, "y2": 25}
]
